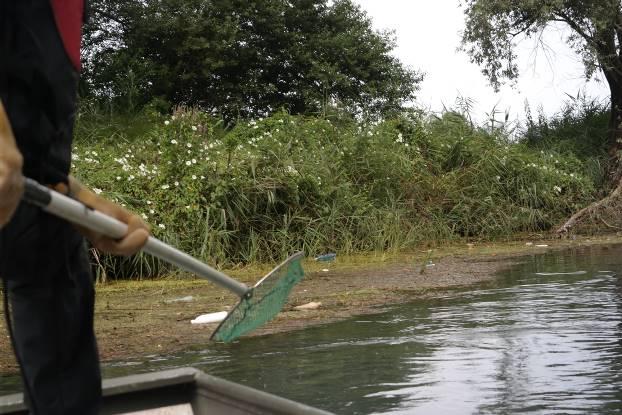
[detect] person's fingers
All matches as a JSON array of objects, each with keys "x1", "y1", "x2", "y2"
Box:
[
  {"x1": 87, "y1": 214, "x2": 150, "y2": 256},
  {"x1": 0, "y1": 170, "x2": 22, "y2": 204},
  {"x1": 94, "y1": 228, "x2": 149, "y2": 256},
  {"x1": 127, "y1": 214, "x2": 151, "y2": 235},
  {"x1": 0, "y1": 162, "x2": 23, "y2": 227}
]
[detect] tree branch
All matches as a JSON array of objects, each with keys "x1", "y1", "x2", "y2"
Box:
[
  {"x1": 90, "y1": 7, "x2": 127, "y2": 27},
  {"x1": 552, "y1": 11, "x2": 596, "y2": 47}
]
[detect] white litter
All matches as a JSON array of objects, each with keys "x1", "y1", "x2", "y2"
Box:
[
  {"x1": 535, "y1": 244, "x2": 549, "y2": 248},
  {"x1": 191, "y1": 311, "x2": 228, "y2": 324},
  {"x1": 322, "y1": 268, "x2": 330, "y2": 272},
  {"x1": 164, "y1": 296, "x2": 194, "y2": 304},
  {"x1": 294, "y1": 301, "x2": 322, "y2": 311}
]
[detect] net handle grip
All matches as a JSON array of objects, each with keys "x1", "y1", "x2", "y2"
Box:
[{"x1": 23, "y1": 178, "x2": 250, "y2": 297}]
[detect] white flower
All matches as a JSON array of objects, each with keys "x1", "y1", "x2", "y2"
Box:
[
  {"x1": 93, "y1": 188, "x2": 103, "y2": 195},
  {"x1": 150, "y1": 209, "x2": 155, "y2": 214},
  {"x1": 116, "y1": 176, "x2": 121, "y2": 181},
  {"x1": 191, "y1": 126, "x2": 197, "y2": 131},
  {"x1": 158, "y1": 223, "x2": 166, "y2": 229},
  {"x1": 174, "y1": 181, "x2": 179, "y2": 187},
  {"x1": 192, "y1": 175, "x2": 197, "y2": 180},
  {"x1": 191, "y1": 158, "x2": 197, "y2": 164},
  {"x1": 170, "y1": 139, "x2": 178, "y2": 145},
  {"x1": 185, "y1": 160, "x2": 191, "y2": 166},
  {"x1": 161, "y1": 184, "x2": 170, "y2": 189},
  {"x1": 187, "y1": 143, "x2": 192, "y2": 148},
  {"x1": 164, "y1": 120, "x2": 170, "y2": 126},
  {"x1": 147, "y1": 200, "x2": 152, "y2": 205},
  {"x1": 554, "y1": 186, "x2": 562, "y2": 193},
  {"x1": 141, "y1": 213, "x2": 148, "y2": 220}
]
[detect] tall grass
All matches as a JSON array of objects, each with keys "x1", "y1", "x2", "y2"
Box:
[{"x1": 72, "y1": 106, "x2": 599, "y2": 279}]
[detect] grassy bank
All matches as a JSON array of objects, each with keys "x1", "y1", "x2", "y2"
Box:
[{"x1": 72, "y1": 104, "x2": 605, "y2": 279}]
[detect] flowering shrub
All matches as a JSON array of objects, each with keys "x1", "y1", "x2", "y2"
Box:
[{"x1": 72, "y1": 109, "x2": 596, "y2": 279}]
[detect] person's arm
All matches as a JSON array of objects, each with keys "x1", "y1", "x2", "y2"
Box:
[
  {"x1": 66, "y1": 176, "x2": 150, "y2": 256},
  {"x1": 0, "y1": 102, "x2": 24, "y2": 228},
  {"x1": 1, "y1": 101, "x2": 149, "y2": 255}
]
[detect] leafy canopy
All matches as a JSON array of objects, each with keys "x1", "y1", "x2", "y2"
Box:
[
  {"x1": 460, "y1": 0, "x2": 621, "y2": 90},
  {"x1": 82, "y1": 0, "x2": 422, "y2": 120}
]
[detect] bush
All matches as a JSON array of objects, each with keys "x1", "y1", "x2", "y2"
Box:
[{"x1": 72, "y1": 108, "x2": 596, "y2": 279}]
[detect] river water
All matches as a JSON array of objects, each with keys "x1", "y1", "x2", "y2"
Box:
[{"x1": 4, "y1": 244, "x2": 622, "y2": 413}]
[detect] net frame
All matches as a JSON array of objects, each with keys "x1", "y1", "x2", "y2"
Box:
[{"x1": 211, "y1": 252, "x2": 305, "y2": 342}]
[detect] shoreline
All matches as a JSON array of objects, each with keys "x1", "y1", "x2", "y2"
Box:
[{"x1": 1, "y1": 234, "x2": 621, "y2": 375}]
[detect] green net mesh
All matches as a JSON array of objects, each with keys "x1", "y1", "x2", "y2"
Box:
[{"x1": 211, "y1": 252, "x2": 305, "y2": 343}]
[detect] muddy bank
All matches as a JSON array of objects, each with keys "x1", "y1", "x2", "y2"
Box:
[{"x1": 1, "y1": 234, "x2": 621, "y2": 374}]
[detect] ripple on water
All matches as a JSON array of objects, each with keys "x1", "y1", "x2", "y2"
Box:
[{"x1": 67, "y1": 245, "x2": 622, "y2": 415}]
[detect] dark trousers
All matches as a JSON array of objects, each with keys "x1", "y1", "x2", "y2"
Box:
[
  {"x1": 1, "y1": 0, "x2": 102, "y2": 413},
  {"x1": 1, "y1": 206, "x2": 102, "y2": 415}
]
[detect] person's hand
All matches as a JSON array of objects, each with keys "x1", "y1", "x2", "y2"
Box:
[
  {"x1": 68, "y1": 177, "x2": 150, "y2": 256},
  {"x1": 0, "y1": 102, "x2": 24, "y2": 228}
]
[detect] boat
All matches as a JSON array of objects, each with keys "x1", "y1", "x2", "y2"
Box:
[{"x1": 0, "y1": 367, "x2": 333, "y2": 414}]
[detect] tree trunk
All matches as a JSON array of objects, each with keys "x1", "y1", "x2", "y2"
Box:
[
  {"x1": 556, "y1": 77, "x2": 622, "y2": 235},
  {"x1": 606, "y1": 85, "x2": 622, "y2": 184}
]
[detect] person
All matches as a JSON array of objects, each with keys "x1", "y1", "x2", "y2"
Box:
[{"x1": 0, "y1": 1, "x2": 150, "y2": 413}]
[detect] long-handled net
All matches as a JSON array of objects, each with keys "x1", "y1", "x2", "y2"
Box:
[
  {"x1": 22, "y1": 179, "x2": 306, "y2": 343},
  {"x1": 211, "y1": 251, "x2": 305, "y2": 342}
]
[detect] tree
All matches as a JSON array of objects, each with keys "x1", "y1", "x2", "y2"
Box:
[
  {"x1": 82, "y1": 0, "x2": 421, "y2": 120},
  {"x1": 460, "y1": 0, "x2": 622, "y2": 233}
]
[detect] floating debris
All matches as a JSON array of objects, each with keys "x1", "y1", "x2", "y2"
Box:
[
  {"x1": 294, "y1": 301, "x2": 322, "y2": 311},
  {"x1": 315, "y1": 253, "x2": 336, "y2": 262},
  {"x1": 164, "y1": 296, "x2": 194, "y2": 304},
  {"x1": 191, "y1": 311, "x2": 228, "y2": 324},
  {"x1": 535, "y1": 244, "x2": 549, "y2": 248}
]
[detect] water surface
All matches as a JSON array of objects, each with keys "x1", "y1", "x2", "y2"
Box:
[{"x1": 6, "y1": 245, "x2": 622, "y2": 414}]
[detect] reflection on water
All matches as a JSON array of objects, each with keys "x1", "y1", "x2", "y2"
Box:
[{"x1": 5, "y1": 245, "x2": 622, "y2": 414}]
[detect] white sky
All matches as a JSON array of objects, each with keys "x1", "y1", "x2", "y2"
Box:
[{"x1": 353, "y1": 0, "x2": 610, "y2": 124}]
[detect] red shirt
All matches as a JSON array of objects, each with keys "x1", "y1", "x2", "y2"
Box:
[{"x1": 49, "y1": 0, "x2": 83, "y2": 71}]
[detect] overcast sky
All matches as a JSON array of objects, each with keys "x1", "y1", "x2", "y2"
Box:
[{"x1": 353, "y1": 0, "x2": 610, "y2": 124}]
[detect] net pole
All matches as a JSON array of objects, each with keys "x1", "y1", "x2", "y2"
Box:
[{"x1": 23, "y1": 178, "x2": 250, "y2": 297}]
